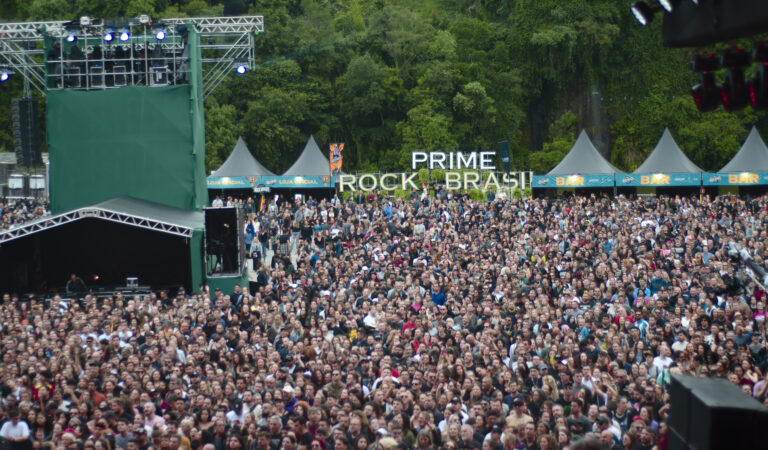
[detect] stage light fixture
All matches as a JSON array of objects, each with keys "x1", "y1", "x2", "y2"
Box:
[
  {"x1": 631, "y1": 2, "x2": 656, "y2": 26},
  {"x1": 104, "y1": 29, "x2": 114, "y2": 42},
  {"x1": 0, "y1": 71, "x2": 9, "y2": 82},
  {"x1": 139, "y1": 15, "x2": 151, "y2": 25},
  {"x1": 720, "y1": 49, "x2": 750, "y2": 111},
  {"x1": 119, "y1": 29, "x2": 130, "y2": 42},
  {"x1": 66, "y1": 32, "x2": 77, "y2": 43},
  {"x1": 236, "y1": 64, "x2": 247, "y2": 74},
  {"x1": 155, "y1": 29, "x2": 166, "y2": 41},
  {"x1": 658, "y1": 0, "x2": 675, "y2": 12},
  {"x1": 750, "y1": 42, "x2": 768, "y2": 110},
  {"x1": 692, "y1": 72, "x2": 721, "y2": 112},
  {"x1": 80, "y1": 16, "x2": 91, "y2": 27}
]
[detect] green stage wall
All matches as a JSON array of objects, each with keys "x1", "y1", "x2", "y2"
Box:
[{"x1": 47, "y1": 25, "x2": 206, "y2": 214}]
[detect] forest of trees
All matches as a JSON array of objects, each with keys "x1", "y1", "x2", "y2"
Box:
[{"x1": 1, "y1": 0, "x2": 767, "y2": 174}]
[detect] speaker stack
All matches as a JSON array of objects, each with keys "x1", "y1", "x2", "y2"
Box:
[
  {"x1": 11, "y1": 98, "x2": 42, "y2": 167},
  {"x1": 669, "y1": 374, "x2": 768, "y2": 450}
]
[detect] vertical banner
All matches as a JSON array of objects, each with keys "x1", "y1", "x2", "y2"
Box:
[
  {"x1": 499, "y1": 141, "x2": 510, "y2": 175},
  {"x1": 329, "y1": 143, "x2": 344, "y2": 175}
]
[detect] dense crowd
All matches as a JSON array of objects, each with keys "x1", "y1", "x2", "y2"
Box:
[
  {"x1": 2, "y1": 191, "x2": 768, "y2": 450},
  {"x1": 0, "y1": 198, "x2": 49, "y2": 230}
]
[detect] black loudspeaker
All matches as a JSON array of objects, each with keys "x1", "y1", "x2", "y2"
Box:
[
  {"x1": 669, "y1": 374, "x2": 768, "y2": 450},
  {"x1": 11, "y1": 98, "x2": 42, "y2": 167},
  {"x1": 204, "y1": 207, "x2": 245, "y2": 275}
]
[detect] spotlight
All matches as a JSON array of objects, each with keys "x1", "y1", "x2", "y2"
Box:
[
  {"x1": 155, "y1": 29, "x2": 166, "y2": 41},
  {"x1": 692, "y1": 72, "x2": 721, "y2": 112},
  {"x1": 236, "y1": 64, "x2": 247, "y2": 74},
  {"x1": 66, "y1": 33, "x2": 77, "y2": 43},
  {"x1": 720, "y1": 49, "x2": 750, "y2": 112},
  {"x1": 631, "y1": 2, "x2": 656, "y2": 26},
  {"x1": 80, "y1": 16, "x2": 91, "y2": 27},
  {"x1": 104, "y1": 30, "x2": 114, "y2": 42},
  {"x1": 119, "y1": 29, "x2": 130, "y2": 42},
  {"x1": 658, "y1": 0, "x2": 675, "y2": 13},
  {"x1": 0, "y1": 71, "x2": 9, "y2": 82}
]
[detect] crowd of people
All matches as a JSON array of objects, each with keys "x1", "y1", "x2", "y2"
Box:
[
  {"x1": 0, "y1": 198, "x2": 48, "y2": 230},
  {"x1": 2, "y1": 190, "x2": 768, "y2": 450}
]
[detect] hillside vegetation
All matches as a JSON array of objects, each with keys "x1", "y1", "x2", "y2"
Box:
[{"x1": 1, "y1": 0, "x2": 767, "y2": 173}]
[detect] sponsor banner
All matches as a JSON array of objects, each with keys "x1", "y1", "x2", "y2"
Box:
[
  {"x1": 618, "y1": 173, "x2": 701, "y2": 187},
  {"x1": 532, "y1": 174, "x2": 614, "y2": 188},
  {"x1": 703, "y1": 172, "x2": 768, "y2": 186},
  {"x1": 208, "y1": 175, "x2": 334, "y2": 189}
]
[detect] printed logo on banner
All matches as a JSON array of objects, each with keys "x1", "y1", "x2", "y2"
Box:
[
  {"x1": 556, "y1": 175, "x2": 584, "y2": 186},
  {"x1": 536, "y1": 177, "x2": 551, "y2": 186},
  {"x1": 641, "y1": 174, "x2": 670, "y2": 185},
  {"x1": 708, "y1": 175, "x2": 722, "y2": 183},
  {"x1": 248, "y1": 176, "x2": 260, "y2": 186},
  {"x1": 621, "y1": 176, "x2": 634, "y2": 185},
  {"x1": 728, "y1": 173, "x2": 759, "y2": 184}
]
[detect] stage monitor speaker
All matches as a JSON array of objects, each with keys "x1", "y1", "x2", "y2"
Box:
[
  {"x1": 11, "y1": 98, "x2": 42, "y2": 167},
  {"x1": 668, "y1": 374, "x2": 768, "y2": 450},
  {"x1": 204, "y1": 207, "x2": 245, "y2": 276}
]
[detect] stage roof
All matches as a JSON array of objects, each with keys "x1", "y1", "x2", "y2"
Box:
[{"x1": 0, "y1": 196, "x2": 204, "y2": 244}]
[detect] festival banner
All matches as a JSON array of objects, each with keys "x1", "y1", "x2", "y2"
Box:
[
  {"x1": 532, "y1": 174, "x2": 614, "y2": 188},
  {"x1": 330, "y1": 143, "x2": 344, "y2": 175},
  {"x1": 207, "y1": 175, "x2": 334, "y2": 189},
  {"x1": 617, "y1": 173, "x2": 701, "y2": 187},
  {"x1": 702, "y1": 172, "x2": 768, "y2": 186}
]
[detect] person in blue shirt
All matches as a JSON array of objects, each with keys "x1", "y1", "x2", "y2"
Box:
[{"x1": 430, "y1": 283, "x2": 446, "y2": 306}]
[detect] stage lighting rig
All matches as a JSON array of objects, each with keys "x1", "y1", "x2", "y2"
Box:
[
  {"x1": 691, "y1": 53, "x2": 721, "y2": 112},
  {"x1": 720, "y1": 49, "x2": 750, "y2": 111},
  {"x1": 631, "y1": 2, "x2": 660, "y2": 26},
  {"x1": 749, "y1": 41, "x2": 768, "y2": 110}
]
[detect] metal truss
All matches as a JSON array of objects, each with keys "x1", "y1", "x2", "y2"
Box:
[
  {"x1": 0, "y1": 15, "x2": 263, "y2": 97},
  {"x1": 0, "y1": 205, "x2": 194, "y2": 245}
]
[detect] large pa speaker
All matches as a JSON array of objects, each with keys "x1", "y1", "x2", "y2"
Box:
[
  {"x1": 11, "y1": 98, "x2": 42, "y2": 167},
  {"x1": 204, "y1": 207, "x2": 245, "y2": 276},
  {"x1": 669, "y1": 374, "x2": 768, "y2": 450}
]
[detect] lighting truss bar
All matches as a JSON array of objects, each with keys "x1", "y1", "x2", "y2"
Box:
[
  {"x1": 0, "y1": 15, "x2": 263, "y2": 96},
  {"x1": 0, "y1": 206, "x2": 194, "y2": 245}
]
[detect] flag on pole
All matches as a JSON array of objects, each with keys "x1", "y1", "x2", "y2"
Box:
[{"x1": 499, "y1": 141, "x2": 510, "y2": 175}]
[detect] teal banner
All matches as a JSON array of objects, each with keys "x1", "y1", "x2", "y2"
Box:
[
  {"x1": 533, "y1": 174, "x2": 614, "y2": 188},
  {"x1": 703, "y1": 172, "x2": 768, "y2": 186},
  {"x1": 207, "y1": 175, "x2": 334, "y2": 189},
  {"x1": 618, "y1": 173, "x2": 701, "y2": 187}
]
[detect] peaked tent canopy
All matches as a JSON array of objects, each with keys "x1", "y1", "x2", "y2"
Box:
[
  {"x1": 212, "y1": 137, "x2": 275, "y2": 177},
  {"x1": 548, "y1": 130, "x2": 623, "y2": 175},
  {"x1": 635, "y1": 128, "x2": 702, "y2": 173},
  {"x1": 720, "y1": 127, "x2": 768, "y2": 172},
  {"x1": 282, "y1": 135, "x2": 331, "y2": 177}
]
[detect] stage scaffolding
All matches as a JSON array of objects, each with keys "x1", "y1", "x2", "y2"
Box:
[{"x1": 0, "y1": 15, "x2": 264, "y2": 99}]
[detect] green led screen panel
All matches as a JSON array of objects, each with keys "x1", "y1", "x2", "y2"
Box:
[{"x1": 47, "y1": 85, "x2": 208, "y2": 213}]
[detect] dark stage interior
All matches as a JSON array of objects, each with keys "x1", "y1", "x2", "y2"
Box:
[{"x1": 0, "y1": 218, "x2": 191, "y2": 295}]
